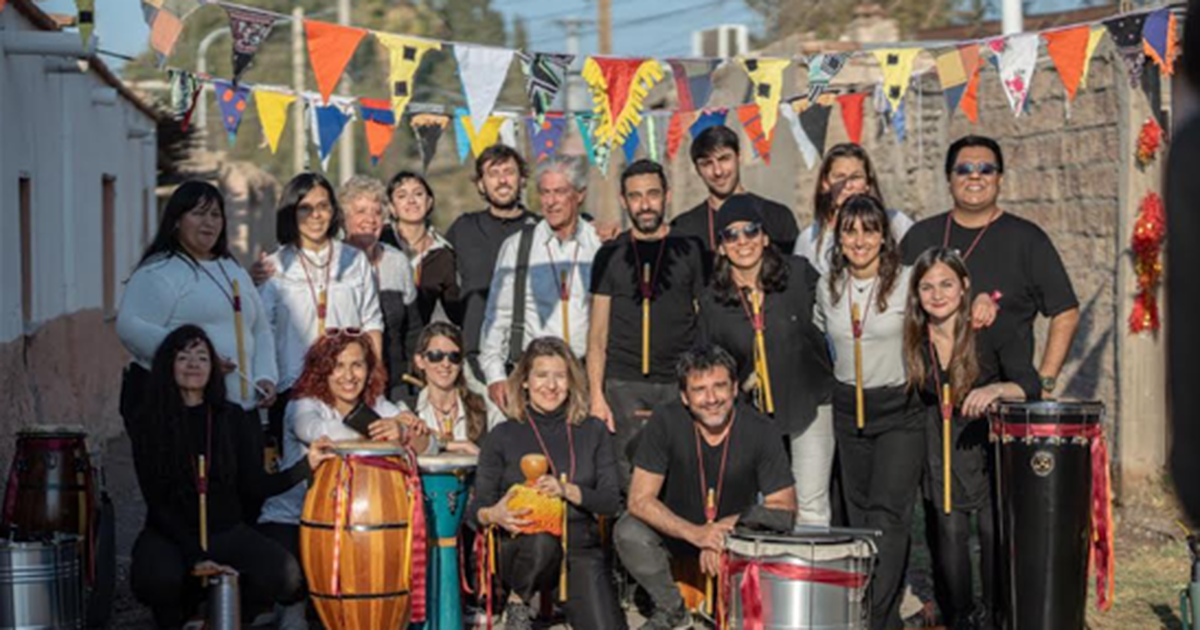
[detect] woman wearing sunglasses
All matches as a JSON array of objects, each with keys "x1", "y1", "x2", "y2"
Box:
[
  {"x1": 815, "y1": 193, "x2": 918, "y2": 630},
  {"x1": 411, "y1": 322, "x2": 502, "y2": 455},
  {"x1": 697, "y1": 194, "x2": 833, "y2": 525},
  {"x1": 902, "y1": 247, "x2": 1039, "y2": 630}
]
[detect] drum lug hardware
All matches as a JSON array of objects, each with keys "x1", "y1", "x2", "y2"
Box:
[
  {"x1": 1048, "y1": 436, "x2": 1062, "y2": 446},
  {"x1": 1072, "y1": 436, "x2": 1089, "y2": 446},
  {"x1": 1022, "y1": 436, "x2": 1034, "y2": 445},
  {"x1": 1001, "y1": 435, "x2": 1014, "y2": 444}
]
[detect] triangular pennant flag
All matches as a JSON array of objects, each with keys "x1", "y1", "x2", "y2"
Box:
[
  {"x1": 959, "y1": 45, "x2": 983, "y2": 123},
  {"x1": 575, "y1": 113, "x2": 598, "y2": 166},
  {"x1": 520, "y1": 52, "x2": 574, "y2": 122},
  {"x1": 528, "y1": 114, "x2": 567, "y2": 163},
  {"x1": 889, "y1": 98, "x2": 907, "y2": 143},
  {"x1": 77, "y1": 0, "x2": 94, "y2": 47},
  {"x1": 359, "y1": 97, "x2": 397, "y2": 165},
  {"x1": 738, "y1": 57, "x2": 791, "y2": 140},
  {"x1": 310, "y1": 96, "x2": 356, "y2": 171},
  {"x1": 1104, "y1": 13, "x2": 1150, "y2": 88},
  {"x1": 872, "y1": 48, "x2": 921, "y2": 112},
  {"x1": 1143, "y1": 8, "x2": 1178, "y2": 76},
  {"x1": 213, "y1": 80, "x2": 251, "y2": 146},
  {"x1": 736, "y1": 104, "x2": 774, "y2": 165},
  {"x1": 498, "y1": 115, "x2": 518, "y2": 152},
  {"x1": 149, "y1": 9, "x2": 185, "y2": 64},
  {"x1": 800, "y1": 102, "x2": 832, "y2": 159},
  {"x1": 1042, "y1": 26, "x2": 1091, "y2": 102},
  {"x1": 935, "y1": 48, "x2": 969, "y2": 114},
  {"x1": 1080, "y1": 26, "x2": 1107, "y2": 89},
  {"x1": 254, "y1": 89, "x2": 296, "y2": 155},
  {"x1": 456, "y1": 108, "x2": 504, "y2": 159},
  {"x1": 666, "y1": 111, "x2": 688, "y2": 161},
  {"x1": 455, "y1": 44, "x2": 515, "y2": 135},
  {"x1": 581, "y1": 57, "x2": 666, "y2": 149},
  {"x1": 305, "y1": 20, "x2": 367, "y2": 104},
  {"x1": 223, "y1": 5, "x2": 277, "y2": 84},
  {"x1": 375, "y1": 34, "x2": 441, "y2": 122},
  {"x1": 411, "y1": 113, "x2": 448, "y2": 173},
  {"x1": 837, "y1": 92, "x2": 868, "y2": 145},
  {"x1": 780, "y1": 102, "x2": 819, "y2": 170},
  {"x1": 806, "y1": 53, "x2": 849, "y2": 101},
  {"x1": 646, "y1": 114, "x2": 668, "y2": 163},
  {"x1": 168, "y1": 69, "x2": 203, "y2": 131},
  {"x1": 453, "y1": 113, "x2": 471, "y2": 163},
  {"x1": 996, "y1": 33, "x2": 1039, "y2": 116},
  {"x1": 690, "y1": 109, "x2": 728, "y2": 139},
  {"x1": 667, "y1": 59, "x2": 720, "y2": 112},
  {"x1": 623, "y1": 127, "x2": 641, "y2": 164}
]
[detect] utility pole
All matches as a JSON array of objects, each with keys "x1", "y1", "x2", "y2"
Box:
[
  {"x1": 292, "y1": 6, "x2": 308, "y2": 175},
  {"x1": 598, "y1": 0, "x2": 612, "y2": 55},
  {"x1": 1002, "y1": 0, "x2": 1024, "y2": 35},
  {"x1": 195, "y1": 27, "x2": 229, "y2": 132},
  {"x1": 555, "y1": 18, "x2": 590, "y2": 112},
  {"x1": 337, "y1": 0, "x2": 355, "y2": 184}
]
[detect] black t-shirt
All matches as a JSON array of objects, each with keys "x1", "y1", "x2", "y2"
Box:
[
  {"x1": 633, "y1": 400, "x2": 793, "y2": 556},
  {"x1": 901, "y1": 211, "x2": 1078, "y2": 344},
  {"x1": 671, "y1": 192, "x2": 800, "y2": 264},
  {"x1": 590, "y1": 233, "x2": 707, "y2": 383}
]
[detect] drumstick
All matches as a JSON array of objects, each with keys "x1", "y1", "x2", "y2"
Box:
[
  {"x1": 232, "y1": 280, "x2": 249, "y2": 401},
  {"x1": 402, "y1": 373, "x2": 427, "y2": 389},
  {"x1": 317, "y1": 289, "x2": 328, "y2": 337},
  {"x1": 942, "y1": 383, "x2": 952, "y2": 515},
  {"x1": 751, "y1": 291, "x2": 775, "y2": 415},
  {"x1": 198, "y1": 454, "x2": 208, "y2": 552},
  {"x1": 642, "y1": 263, "x2": 651, "y2": 376},
  {"x1": 559, "y1": 473, "x2": 569, "y2": 602},
  {"x1": 852, "y1": 303, "x2": 865, "y2": 430},
  {"x1": 561, "y1": 270, "x2": 571, "y2": 347},
  {"x1": 705, "y1": 488, "x2": 715, "y2": 617}
]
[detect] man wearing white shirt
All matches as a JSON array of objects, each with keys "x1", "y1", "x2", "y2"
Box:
[{"x1": 479, "y1": 156, "x2": 602, "y2": 410}]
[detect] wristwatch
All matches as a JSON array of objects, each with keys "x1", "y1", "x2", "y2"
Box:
[{"x1": 1040, "y1": 375, "x2": 1057, "y2": 394}]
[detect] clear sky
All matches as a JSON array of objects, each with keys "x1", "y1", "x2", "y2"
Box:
[{"x1": 39, "y1": 0, "x2": 1094, "y2": 73}]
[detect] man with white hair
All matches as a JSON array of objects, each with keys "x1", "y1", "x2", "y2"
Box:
[{"x1": 479, "y1": 155, "x2": 602, "y2": 410}]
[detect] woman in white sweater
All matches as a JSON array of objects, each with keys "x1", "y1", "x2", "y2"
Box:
[{"x1": 117, "y1": 181, "x2": 277, "y2": 420}]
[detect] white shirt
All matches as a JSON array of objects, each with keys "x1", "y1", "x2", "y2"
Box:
[
  {"x1": 479, "y1": 219, "x2": 602, "y2": 385},
  {"x1": 794, "y1": 209, "x2": 915, "y2": 276},
  {"x1": 815, "y1": 266, "x2": 912, "y2": 389},
  {"x1": 258, "y1": 395, "x2": 407, "y2": 525},
  {"x1": 374, "y1": 243, "x2": 418, "y2": 305},
  {"x1": 116, "y1": 255, "x2": 277, "y2": 410},
  {"x1": 414, "y1": 387, "x2": 506, "y2": 454},
  {"x1": 258, "y1": 241, "x2": 384, "y2": 391}
]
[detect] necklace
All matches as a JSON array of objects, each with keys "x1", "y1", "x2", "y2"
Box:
[
  {"x1": 942, "y1": 208, "x2": 1002, "y2": 262},
  {"x1": 195, "y1": 259, "x2": 236, "y2": 311},
  {"x1": 297, "y1": 244, "x2": 334, "y2": 334},
  {"x1": 527, "y1": 413, "x2": 576, "y2": 482}
]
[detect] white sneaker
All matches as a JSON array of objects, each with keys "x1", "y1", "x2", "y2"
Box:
[{"x1": 275, "y1": 602, "x2": 309, "y2": 630}]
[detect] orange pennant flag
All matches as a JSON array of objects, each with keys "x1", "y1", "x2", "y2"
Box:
[
  {"x1": 305, "y1": 20, "x2": 367, "y2": 105},
  {"x1": 959, "y1": 45, "x2": 982, "y2": 124},
  {"x1": 736, "y1": 104, "x2": 774, "y2": 165},
  {"x1": 1043, "y1": 26, "x2": 1091, "y2": 101},
  {"x1": 666, "y1": 110, "x2": 687, "y2": 161}
]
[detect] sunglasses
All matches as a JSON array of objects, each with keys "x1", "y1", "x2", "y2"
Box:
[
  {"x1": 324, "y1": 327, "x2": 364, "y2": 338},
  {"x1": 719, "y1": 222, "x2": 763, "y2": 244},
  {"x1": 952, "y1": 162, "x2": 1000, "y2": 177},
  {"x1": 423, "y1": 350, "x2": 463, "y2": 365}
]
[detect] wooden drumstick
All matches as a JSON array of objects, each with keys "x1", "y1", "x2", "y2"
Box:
[
  {"x1": 317, "y1": 289, "x2": 328, "y2": 337},
  {"x1": 561, "y1": 270, "x2": 571, "y2": 347},
  {"x1": 198, "y1": 454, "x2": 208, "y2": 552},
  {"x1": 231, "y1": 280, "x2": 248, "y2": 401},
  {"x1": 751, "y1": 291, "x2": 775, "y2": 415},
  {"x1": 705, "y1": 488, "x2": 715, "y2": 616},
  {"x1": 559, "y1": 473, "x2": 569, "y2": 602},
  {"x1": 942, "y1": 383, "x2": 952, "y2": 515},
  {"x1": 642, "y1": 263, "x2": 651, "y2": 376},
  {"x1": 852, "y1": 303, "x2": 865, "y2": 430}
]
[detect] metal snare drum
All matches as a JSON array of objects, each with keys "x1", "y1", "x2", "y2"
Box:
[
  {"x1": 0, "y1": 535, "x2": 84, "y2": 630},
  {"x1": 417, "y1": 454, "x2": 477, "y2": 630},
  {"x1": 726, "y1": 528, "x2": 877, "y2": 629}
]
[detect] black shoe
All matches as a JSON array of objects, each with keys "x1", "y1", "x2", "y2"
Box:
[
  {"x1": 504, "y1": 601, "x2": 535, "y2": 630},
  {"x1": 639, "y1": 604, "x2": 690, "y2": 630}
]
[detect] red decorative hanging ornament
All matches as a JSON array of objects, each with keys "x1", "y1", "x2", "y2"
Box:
[
  {"x1": 1128, "y1": 191, "x2": 1166, "y2": 334},
  {"x1": 1135, "y1": 117, "x2": 1163, "y2": 170}
]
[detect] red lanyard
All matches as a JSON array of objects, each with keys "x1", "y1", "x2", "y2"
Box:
[
  {"x1": 737, "y1": 288, "x2": 765, "y2": 332},
  {"x1": 630, "y1": 234, "x2": 668, "y2": 301},
  {"x1": 847, "y1": 276, "x2": 879, "y2": 339},
  {"x1": 527, "y1": 414, "x2": 576, "y2": 483},
  {"x1": 694, "y1": 412, "x2": 735, "y2": 522},
  {"x1": 298, "y1": 245, "x2": 334, "y2": 322},
  {"x1": 942, "y1": 209, "x2": 1001, "y2": 262},
  {"x1": 546, "y1": 241, "x2": 581, "y2": 303},
  {"x1": 707, "y1": 204, "x2": 718, "y2": 251}
]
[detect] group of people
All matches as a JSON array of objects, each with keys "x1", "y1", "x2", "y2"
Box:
[{"x1": 114, "y1": 124, "x2": 1079, "y2": 630}]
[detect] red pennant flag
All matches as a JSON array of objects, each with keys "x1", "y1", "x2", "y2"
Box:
[
  {"x1": 736, "y1": 104, "x2": 774, "y2": 165},
  {"x1": 667, "y1": 110, "x2": 687, "y2": 161},
  {"x1": 836, "y1": 93, "x2": 868, "y2": 145},
  {"x1": 1043, "y1": 26, "x2": 1091, "y2": 101},
  {"x1": 959, "y1": 45, "x2": 982, "y2": 124},
  {"x1": 305, "y1": 20, "x2": 367, "y2": 105},
  {"x1": 594, "y1": 58, "x2": 646, "y2": 122},
  {"x1": 359, "y1": 97, "x2": 397, "y2": 165}
]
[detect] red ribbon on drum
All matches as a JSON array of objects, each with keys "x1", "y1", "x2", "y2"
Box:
[
  {"x1": 718, "y1": 555, "x2": 868, "y2": 630},
  {"x1": 991, "y1": 422, "x2": 1115, "y2": 611}
]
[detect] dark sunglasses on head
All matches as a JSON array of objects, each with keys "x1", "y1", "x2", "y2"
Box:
[
  {"x1": 324, "y1": 327, "x2": 364, "y2": 338},
  {"x1": 719, "y1": 222, "x2": 763, "y2": 244},
  {"x1": 952, "y1": 162, "x2": 1000, "y2": 177},
  {"x1": 423, "y1": 350, "x2": 463, "y2": 365}
]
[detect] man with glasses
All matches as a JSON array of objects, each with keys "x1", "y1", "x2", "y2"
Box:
[
  {"x1": 587, "y1": 159, "x2": 706, "y2": 491},
  {"x1": 901, "y1": 135, "x2": 1079, "y2": 397}
]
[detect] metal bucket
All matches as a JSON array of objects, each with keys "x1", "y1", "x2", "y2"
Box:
[
  {"x1": 0, "y1": 536, "x2": 84, "y2": 629},
  {"x1": 206, "y1": 571, "x2": 240, "y2": 630}
]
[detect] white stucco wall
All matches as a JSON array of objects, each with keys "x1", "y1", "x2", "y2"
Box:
[{"x1": 0, "y1": 7, "x2": 157, "y2": 342}]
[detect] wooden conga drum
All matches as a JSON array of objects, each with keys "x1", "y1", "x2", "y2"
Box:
[
  {"x1": 301, "y1": 441, "x2": 421, "y2": 630},
  {"x1": 1, "y1": 428, "x2": 95, "y2": 560}
]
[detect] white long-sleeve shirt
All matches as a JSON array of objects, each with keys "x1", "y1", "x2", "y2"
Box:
[
  {"x1": 815, "y1": 266, "x2": 912, "y2": 388},
  {"x1": 116, "y1": 254, "x2": 277, "y2": 409},
  {"x1": 414, "y1": 387, "x2": 507, "y2": 454},
  {"x1": 258, "y1": 241, "x2": 384, "y2": 391},
  {"x1": 794, "y1": 209, "x2": 915, "y2": 276},
  {"x1": 479, "y1": 219, "x2": 601, "y2": 385},
  {"x1": 258, "y1": 395, "x2": 407, "y2": 525}
]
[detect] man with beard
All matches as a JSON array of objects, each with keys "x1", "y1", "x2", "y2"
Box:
[
  {"x1": 614, "y1": 344, "x2": 796, "y2": 630},
  {"x1": 446, "y1": 145, "x2": 539, "y2": 389},
  {"x1": 479, "y1": 156, "x2": 603, "y2": 410},
  {"x1": 587, "y1": 160, "x2": 706, "y2": 491},
  {"x1": 671, "y1": 125, "x2": 799, "y2": 266}
]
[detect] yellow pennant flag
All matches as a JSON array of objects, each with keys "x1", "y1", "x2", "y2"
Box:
[
  {"x1": 1079, "y1": 26, "x2": 1107, "y2": 89},
  {"x1": 460, "y1": 113, "x2": 504, "y2": 158},
  {"x1": 738, "y1": 57, "x2": 792, "y2": 139},
  {"x1": 376, "y1": 33, "x2": 441, "y2": 122},
  {"x1": 254, "y1": 90, "x2": 296, "y2": 155},
  {"x1": 872, "y1": 48, "x2": 922, "y2": 112}
]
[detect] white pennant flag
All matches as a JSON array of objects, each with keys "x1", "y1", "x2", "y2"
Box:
[
  {"x1": 498, "y1": 113, "x2": 519, "y2": 151},
  {"x1": 455, "y1": 44, "x2": 515, "y2": 135},
  {"x1": 780, "y1": 103, "x2": 819, "y2": 170},
  {"x1": 996, "y1": 34, "x2": 1039, "y2": 116}
]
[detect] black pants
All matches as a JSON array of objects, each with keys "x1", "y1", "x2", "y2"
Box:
[
  {"x1": 606, "y1": 379, "x2": 679, "y2": 493},
  {"x1": 925, "y1": 498, "x2": 997, "y2": 627},
  {"x1": 834, "y1": 384, "x2": 925, "y2": 630},
  {"x1": 497, "y1": 533, "x2": 627, "y2": 630},
  {"x1": 612, "y1": 512, "x2": 687, "y2": 614},
  {"x1": 130, "y1": 523, "x2": 304, "y2": 629}
]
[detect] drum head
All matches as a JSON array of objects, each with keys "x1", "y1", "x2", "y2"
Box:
[
  {"x1": 417, "y1": 453, "x2": 479, "y2": 473},
  {"x1": 993, "y1": 400, "x2": 1105, "y2": 425},
  {"x1": 330, "y1": 440, "x2": 407, "y2": 457},
  {"x1": 18, "y1": 425, "x2": 87, "y2": 439},
  {"x1": 726, "y1": 532, "x2": 877, "y2": 563}
]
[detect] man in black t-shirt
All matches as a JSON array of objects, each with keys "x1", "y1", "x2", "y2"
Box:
[
  {"x1": 588, "y1": 159, "x2": 707, "y2": 492},
  {"x1": 614, "y1": 344, "x2": 795, "y2": 630},
  {"x1": 671, "y1": 125, "x2": 799, "y2": 265},
  {"x1": 901, "y1": 135, "x2": 1080, "y2": 396}
]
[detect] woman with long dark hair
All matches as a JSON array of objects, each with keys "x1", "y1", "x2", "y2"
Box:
[
  {"x1": 118, "y1": 181, "x2": 278, "y2": 423},
  {"x1": 467, "y1": 337, "x2": 624, "y2": 630},
  {"x1": 903, "y1": 248, "x2": 1038, "y2": 629},
  {"x1": 128, "y1": 325, "x2": 332, "y2": 629},
  {"x1": 411, "y1": 322, "x2": 502, "y2": 455},
  {"x1": 816, "y1": 193, "x2": 918, "y2": 629},
  {"x1": 697, "y1": 194, "x2": 834, "y2": 525}
]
